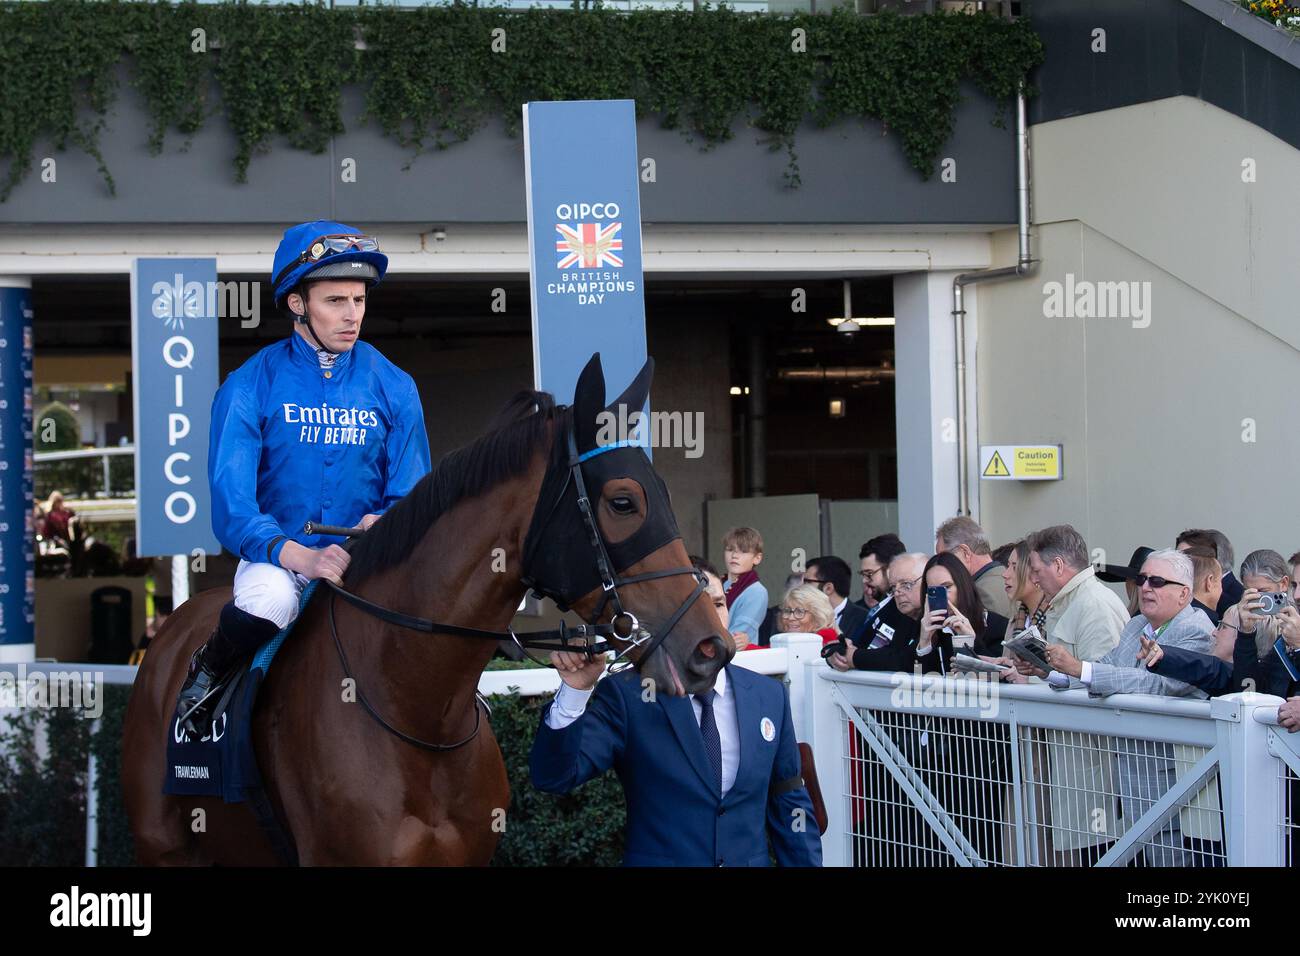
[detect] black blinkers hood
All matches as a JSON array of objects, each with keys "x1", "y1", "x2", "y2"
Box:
[{"x1": 519, "y1": 353, "x2": 683, "y2": 613}]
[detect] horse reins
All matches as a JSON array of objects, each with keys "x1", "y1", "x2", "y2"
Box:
[{"x1": 311, "y1": 418, "x2": 706, "y2": 753}]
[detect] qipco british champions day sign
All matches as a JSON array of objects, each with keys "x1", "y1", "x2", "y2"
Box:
[
  {"x1": 130, "y1": 259, "x2": 220, "y2": 557},
  {"x1": 524, "y1": 99, "x2": 648, "y2": 413}
]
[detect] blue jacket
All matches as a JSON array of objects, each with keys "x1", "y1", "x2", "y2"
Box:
[
  {"x1": 529, "y1": 665, "x2": 823, "y2": 867},
  {"x1": 208, "y1": 332, "x2": 431, "y2": 564},
  {"x1": 726, "y1": 580, "x2": 768, "y2": 645}
]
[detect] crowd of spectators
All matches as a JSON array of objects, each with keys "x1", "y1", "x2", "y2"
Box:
[{"x1": 704, "y1": 518, "x2": 1300, "y2": 866}]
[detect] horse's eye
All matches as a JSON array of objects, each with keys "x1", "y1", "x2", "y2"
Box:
[{"x1": 609, "y1": 496, "x2": 636, "y2": 515}]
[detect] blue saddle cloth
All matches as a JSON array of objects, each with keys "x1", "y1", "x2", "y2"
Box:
[{"x1": 163, "y1": 580, "x2": 321, "y2": 805}]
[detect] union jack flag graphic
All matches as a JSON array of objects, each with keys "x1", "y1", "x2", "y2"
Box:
[{"x1": 555, "y1": 222, "x2": 623, "y2": 269}]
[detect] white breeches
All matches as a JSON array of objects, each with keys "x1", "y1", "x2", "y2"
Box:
[{"x1": 233, "y1": 559, "x2": 308, "y2": 631}]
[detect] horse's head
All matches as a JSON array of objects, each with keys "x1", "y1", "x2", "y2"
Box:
[{"x1": 521, "y1": 353, "x2": 731, "y2": 697}]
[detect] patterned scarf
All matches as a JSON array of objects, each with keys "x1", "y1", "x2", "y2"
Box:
[{"x1": 725, "y1": 570, "x2": 760, "y2": 610}]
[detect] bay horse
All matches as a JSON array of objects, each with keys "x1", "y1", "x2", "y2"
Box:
[{"x1": 121, "y1": 353, "x2": 730, "y2": 865}]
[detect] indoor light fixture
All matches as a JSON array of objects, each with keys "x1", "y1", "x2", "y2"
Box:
[{"x1": 825, "y1": 279, "x2": 894, "y2": 331}]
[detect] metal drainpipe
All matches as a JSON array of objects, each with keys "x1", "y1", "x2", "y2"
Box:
[{"x1": 951, "y1": 87, "x2": 1036, "y2": 516}]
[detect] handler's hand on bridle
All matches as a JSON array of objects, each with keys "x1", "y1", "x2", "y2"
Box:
[{"x1": 551, "y1": 650, "x2": 606, "y2": 691}]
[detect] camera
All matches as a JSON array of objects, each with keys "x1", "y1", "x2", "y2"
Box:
[
  {"x1": 820, "y1": 638, "x2": 847, "y2": 661},
  {"x1": 1256, "y1": 591, "x2": 1292, "y2": 616}
]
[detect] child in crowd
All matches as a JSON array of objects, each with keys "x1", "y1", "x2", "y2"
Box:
[{"x1": 722, "y1": 526, "x2": 768, "y2": 647}]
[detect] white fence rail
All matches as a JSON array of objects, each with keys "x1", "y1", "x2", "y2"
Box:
[
  {"x1": 0, "y1": 637, "x2": 815, "y2": 866},
  {"x1": 807, "y1": 665, "x2": 1292, "y2": 867},
  {"x1": 6, "y1": 636, "x2": 1297, "y2": 867}
]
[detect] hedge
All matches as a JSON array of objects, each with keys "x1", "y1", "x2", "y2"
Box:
[{"x1": 0, "y1": 683, "x2": 624, "y2": 866}]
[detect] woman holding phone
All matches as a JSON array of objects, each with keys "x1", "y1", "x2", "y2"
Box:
[
  {"x1": 915, "y1": 552, "x2": 1010, "y2": 673},
  {"x1": 913, "y1": 550, "x2": 1012, "y2": 864}
]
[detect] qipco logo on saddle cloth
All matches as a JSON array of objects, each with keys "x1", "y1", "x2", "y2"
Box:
[{"x1": 173, "y1": 710, "x2": 226, "y2": 746}]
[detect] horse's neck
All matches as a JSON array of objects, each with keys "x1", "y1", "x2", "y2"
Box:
[{"x1": 351, "y1": 470, "x2": 540, "y2": 693}]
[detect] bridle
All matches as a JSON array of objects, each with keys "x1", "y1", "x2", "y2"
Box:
[{"x1": 319, "y1": 412, "x2": 706, "y2": 752}]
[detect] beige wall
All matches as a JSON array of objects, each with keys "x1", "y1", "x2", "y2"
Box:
[
  {"x1": 35, "y1": 577, "x2": 148, "y2": 661},
  {"x1": 975, "y1": 96, "x2": 1300, "y2": 569}
]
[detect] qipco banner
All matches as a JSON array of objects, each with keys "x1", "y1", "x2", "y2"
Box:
[
  {"x1": 130, "y1": 259, "x2": 221, "y2": 557},
  {"x1": 0, "y1": 284, "x2": 34, "y2": 652},
  {"x1": 524, "y1": 99, "x2": 649, "y2": 417}
]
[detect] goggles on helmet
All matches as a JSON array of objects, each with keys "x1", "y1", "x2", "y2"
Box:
[{"x1": 274, "y1": 234, "x2": 381, "y2": 288}]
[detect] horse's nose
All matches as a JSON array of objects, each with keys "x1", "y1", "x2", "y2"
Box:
[{"x1": 694, "y1": 634, "x2": 728, "y2": 661}]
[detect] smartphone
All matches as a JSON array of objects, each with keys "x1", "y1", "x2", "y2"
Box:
[
  {"x1": 1257, "y1": 592, "x2": 1292, "y2": 616},
  {"x1": 926, "y1": 585, "x2": 949, "y2": 615}
]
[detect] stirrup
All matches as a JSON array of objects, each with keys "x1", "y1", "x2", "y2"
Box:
[
  {"x1": 177, "y1": 647, "x2": 234, "y2": 736},
  {"x1": 177, "y1": 681, "x2": 224, "y2": 730}
]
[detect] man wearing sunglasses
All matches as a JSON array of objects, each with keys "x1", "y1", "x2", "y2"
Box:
[
  {"x1": 176, "y1": 220, "x2": 431, "y2": 736},
  {"x1": 1038, "y1": 549, "x2": 1215, "y2": 694},
  {"x1": 1039, "y1": 548, "x2": 1216, "y2": 865}
]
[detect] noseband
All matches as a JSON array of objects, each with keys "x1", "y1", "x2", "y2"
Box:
[
  {"x1": 517, "y1": 424, "x2": 705, "y2": 672},
  {"x1": 320, "y1": 414, "x2": 706, "y2": 752}
]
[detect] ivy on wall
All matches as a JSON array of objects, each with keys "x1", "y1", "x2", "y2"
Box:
[{"x1": 0, "y1": 0, "x2": 1043, "y2": 201}]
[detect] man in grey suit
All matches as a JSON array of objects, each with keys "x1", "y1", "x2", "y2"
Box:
[{"x1": 1041, "y1": 548, "x2": 1216, "y2": 865}]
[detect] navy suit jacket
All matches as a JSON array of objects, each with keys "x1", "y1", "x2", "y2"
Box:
[
  {"x1": 837, "y1": 601, "x2": 869, "y2": 646},
  {"x1": 1151, "y1": 633, "x2": 1298, "y2": 698},
  {"x1": 529, "y1": 665, "x2": 822, "y2": 867}
]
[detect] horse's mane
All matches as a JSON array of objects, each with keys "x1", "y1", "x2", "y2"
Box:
[{"x1": 343, "y1": 390, "x2": 568, "y2": 584}]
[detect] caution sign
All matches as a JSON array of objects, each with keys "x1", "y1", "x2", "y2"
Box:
[
  {"x1": 979, "y1": 445, "x2": 1062, "y2": 481},
  {"x1": 982, "y1": 450, "x2": 1010, "y2": 477}
]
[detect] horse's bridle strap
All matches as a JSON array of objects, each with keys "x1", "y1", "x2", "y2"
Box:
[
  {"x1": 327, "y1": 588, "x2": 486, "y2": 753},
  {"x1": 322, "y1": 413, "x2": 710, "y2": 753},
  {"x1": 325, "y1": 579, "x2": 626, "y2": 654}
]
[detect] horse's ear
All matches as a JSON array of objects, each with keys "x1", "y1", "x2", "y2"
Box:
[
  {"x1": 572, "y1": 352, "x2": 605, "y2": 453},
  {"x1": 605, "y1": 356, "x2": 655, "y2": 417}
]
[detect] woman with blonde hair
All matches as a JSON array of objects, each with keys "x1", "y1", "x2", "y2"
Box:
[
  {"x1": 1001, "y1": 539, "x2": 1047, "y2": 640},
  {"x1": 770, "y1": 583, "x2": 838, "y2": 650}
]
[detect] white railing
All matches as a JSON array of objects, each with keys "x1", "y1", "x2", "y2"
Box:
[
  {"x1": 34, "y1": 445, "x2": 135, "y2": 502},
  {"x1": 1256, "y1": 704, "x2": 1300, "y2": 865},
  {"x1": 11, "y1": 643, "x2": 1300, "y2": 867},
  {"x1": 0, "y1": 634, "x2": 823, "y2": 867},
  {"x1": 807, "y1": 665, "x2": 1292, "y2": 867}
]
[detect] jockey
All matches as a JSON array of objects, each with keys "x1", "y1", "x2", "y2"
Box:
[{"x1": 177, "y1": 221, "x2": 432, "y2": 736}]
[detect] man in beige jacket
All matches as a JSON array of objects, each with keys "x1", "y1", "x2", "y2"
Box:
[{"x1": 1014, "y1": 524, "x2": 1129, "y2": 865}]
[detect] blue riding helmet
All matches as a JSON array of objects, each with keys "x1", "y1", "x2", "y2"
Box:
[{"x1": 272, "y1": 220, "x2": 389, "y2": 311}]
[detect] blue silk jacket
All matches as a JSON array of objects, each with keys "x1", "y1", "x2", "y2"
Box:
[{"x1": 208, "y1": 331, "x2": 431, "y2": 565}]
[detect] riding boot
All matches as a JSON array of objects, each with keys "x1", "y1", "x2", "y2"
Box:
[{"x1": 178, "y1": 602, "x2": 280, "y2": 737}]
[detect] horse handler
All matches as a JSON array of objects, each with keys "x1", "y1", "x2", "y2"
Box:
[
  {"x1": 530, "y1": 652, "x2": 823, "y2": 866},
  {"x1": 176, "y1": 221, "x2": 431, "y2": 736}
]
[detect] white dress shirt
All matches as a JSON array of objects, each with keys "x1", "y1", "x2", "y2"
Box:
[
  {"x1": 833, "y1": 597, "x2": 847, "y2": 627},
  {"x1": 545, "y1": 667, "x2": 741, "y2": 795}
]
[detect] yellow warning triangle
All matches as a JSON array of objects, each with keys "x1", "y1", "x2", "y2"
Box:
[{"x1": 983, "y1": 451, "x2": 1010, "y2": 477}]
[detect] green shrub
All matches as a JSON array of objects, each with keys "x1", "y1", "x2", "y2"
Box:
[
  {"x1": 3, "y1": 684, "x2": 623, "y2": 865},
  {"x1": 488, "y1": 692, "x2": 625, "y2": 867},
  {"x1": 0, "y1": 705, "x2": 91, "y2": 866}
]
